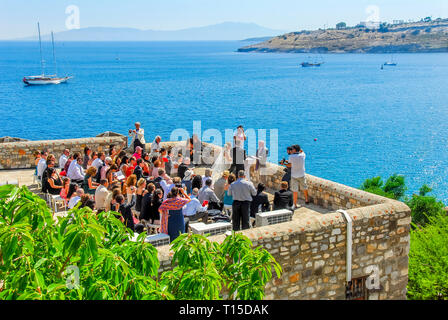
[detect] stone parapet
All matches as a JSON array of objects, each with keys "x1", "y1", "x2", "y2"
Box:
[{"x1": 0, "y1": 133, "x2": 128, "y2": 170}]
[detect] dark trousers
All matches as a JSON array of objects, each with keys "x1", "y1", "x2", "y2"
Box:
[
  {"x1": 133, "y1": 139, "x2": 145, "y2": 153},
  {"x1": 232, "y1": 200, "x2": 251, "y2": 231}
]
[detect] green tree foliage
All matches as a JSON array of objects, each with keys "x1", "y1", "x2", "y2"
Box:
[
  {"x1": 0, "y1": 185, "x2": 281, "y2": 300},
  {"x1": 336, "y1": 22, "x2": 347, "y2": 30},
  {"x1": 360, "y1": 174, "x2": 407, "y2": 200},
  {"x1": 407, "y1": 212, "x2": 448, "y2": 300},
  {"x1": 406, "y1": 185, "x2": 446, "y2": 227}
]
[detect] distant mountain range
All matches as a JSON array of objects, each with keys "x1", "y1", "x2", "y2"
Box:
[{"x1": 13, "y1": 22, "x2": 287, "y2": 41}]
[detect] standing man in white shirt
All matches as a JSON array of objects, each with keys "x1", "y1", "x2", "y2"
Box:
[
  {"x1": 59, "y1": 149, "x2": 70, "y2": 170},
  {"x1": 129, "y1": 122, "x2": 146, "y2": 153},
  {"x1": 286, "y1": 145, "x2": 309, "y2": 208}
]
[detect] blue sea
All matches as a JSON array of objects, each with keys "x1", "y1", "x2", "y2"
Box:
[{"x1": 1, "y1": 41, "x2": 448, "y2": 202}]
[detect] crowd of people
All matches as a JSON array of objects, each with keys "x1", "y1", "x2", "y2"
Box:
[{"x1": 33, "y1": 122, "x2": 309, "y2": 242}]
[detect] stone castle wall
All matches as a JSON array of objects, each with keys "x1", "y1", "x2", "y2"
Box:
[
  {"x1": 156, "y1": 157, "x2": 411, "y2": 300},
  {"x1": 0, "y1": 133, "x2": 128, "y2": 170}
]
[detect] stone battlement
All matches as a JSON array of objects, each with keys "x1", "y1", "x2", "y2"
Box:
[
  {"x1": 0, "y1": 133, "x2": 128, "y2": 170},
  {"x1": 0, "y1": 134, "x2": 412, "y2": 300}
]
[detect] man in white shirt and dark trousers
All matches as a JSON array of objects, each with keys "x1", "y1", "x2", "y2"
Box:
[
  {"x1": 129, "y1": 122, "x2": 146, "y2": 153},
  {"x1": 228, "y1": 170, "x2": 257, "y2": 231},
  {"x1": 183, "y1": 188, "x2": 209, "y2": 231},
  {"x1": 286, "y1": 145, "x2": 309, "y2": 208}
]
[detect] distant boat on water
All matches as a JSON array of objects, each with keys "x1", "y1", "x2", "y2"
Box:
[
  {"x1": 301, "y1": 62, "x2": 324, "y2": 67},
  {"x1": 383, "y1": 52, "x2": 397, "y2": 66},
  {"x1": 301, "y1": 54, "x2": 325, "y2": 68},
  {"x1": 23, "y1": 23, "x2": 72, "y2": 85}
]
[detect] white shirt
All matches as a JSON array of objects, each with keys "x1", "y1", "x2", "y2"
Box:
[
  {"x1": 95, "y1": 185, "x2": 110, "y2": 209},
  {"x1": 59, "y1": 154, "x2": 68, "y2": 169},
  {"x1": 129, "y1": 128, "x2": 145, "y2": 144},
  {"x1": 289, "y1": 152, "x2": 306, "y2": 178},
  {"x1": 182, "y1": 196, "x2": 207, "y2": 217},
  {"x1": 234, "y1": 131, "x2": 245, "y2": 148},
  {"x1": 160, "y1": 179, "x2": 174, "y2": 201},
  {"x1": 91, "y1": 158, "x2": 104, "y2": 170},
  {"x1": 68, "y1": 196, "x2": 81, "y2": 209},
  {"x1": 67, "y1": 161, "x2": 85, "y2": 181},
  {"x1": 37, "y1": 158, "x2": 47, "y2": 178},
  {"x1": 151, "y1": 140, "x2": 160, "y2": 153}
]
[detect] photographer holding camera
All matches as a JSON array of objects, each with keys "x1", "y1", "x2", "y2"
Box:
[
  {"x1": 282, "y1": 145, "x2": 309, "y2": 209},
  {"x1": 129, "y1": 122, "x2": 145, "y2": 153}
]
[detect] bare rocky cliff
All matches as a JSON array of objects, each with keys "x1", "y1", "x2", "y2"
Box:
[{"x1": 238, "y1": 20, "x2": 448, "y2": 53}]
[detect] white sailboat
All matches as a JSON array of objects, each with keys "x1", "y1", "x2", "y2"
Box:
[{"x1": 23, "y1": 23, "x2": 72, "y2": 85}]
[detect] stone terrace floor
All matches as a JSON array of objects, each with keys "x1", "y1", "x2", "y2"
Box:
[{"x1": 0, "y1": 168, "x2": 333, "y2": 220}]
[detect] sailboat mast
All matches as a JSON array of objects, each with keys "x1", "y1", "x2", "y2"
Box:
[
  {"x1": 51, "y1": 31, "x2": 57, "y2": 76},
  {"x1": 37, "y1": 22, "x2": 45, "y2": 76}
]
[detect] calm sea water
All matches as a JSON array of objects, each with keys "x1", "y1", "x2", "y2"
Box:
[{"x1": 1, "y1": 41, "x2": 448, "y2": 202}]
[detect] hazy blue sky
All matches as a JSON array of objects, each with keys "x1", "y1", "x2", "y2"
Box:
[{"x1": 1, "y1": 0, "x2": 447, "y2": 39}]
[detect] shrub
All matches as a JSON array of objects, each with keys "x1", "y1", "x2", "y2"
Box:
[
  {"x1": 0, "y1": 185, "x2": 281, "y2": 300},
  {"x1": 407, "y1": 212, "x2": 448, "y2": 300},
  {"x1": 360, "y1": 174, "x2": 407, "y2": 200},
  {"x1": 405, "y1": 185, "x2": 446, "y2": 227}
]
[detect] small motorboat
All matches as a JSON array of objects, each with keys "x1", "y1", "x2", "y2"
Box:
[{"x1": 301, "y1": 62, "x2": 324, "y2": 67}]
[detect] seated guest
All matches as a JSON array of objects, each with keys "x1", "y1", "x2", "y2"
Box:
[
  {"x1": 133, "y1": 146, "x2": 143, "y2": 160},
  {"x1": 119, "y1": 155, "x2": 130, "y2": 176},
  {"x1": 91, "y1": 152, "x2": 105, "y2": 171},
  {"x1": 177, "y1": 157, "x2": 190, "y2": 180},
  {"x1": 273, "y1": 181, "x2": 294, "y2": 211},
  {"x1": 59, "y1": 149, "x2": 70, "y2": 170},
  {"x1": 191, "y1": 174, "x2": 202, "y2": 191},
  {"x1": 250, "y1": 183, "x2": 271, "y2": 218},
  {"x1": 123, "y1": 174, "x2": 137, "y2": 204},
  {"x1": 33, "y1": 151, "x2": 42, "y2": 176},
  {"x1": 214, "y1": 170, "x2": 229, "y2": 202},
  {"x1": 182, "y1": 169, "x2": 194, "y2": 195},
  {"x1": 37, "y1": 151, "x2": 48, "y2": 179},
  {"x1": 83, "y1": 166, "x2": 100, "y2": 195},
  {"x1": 64, "y1": 182, "x2": 77, "y2": 205},
  {"x1": 46, "y1": 167, "x2": 63, "y2": 195},
  {"x1": 83, "y1": 147, "x2": 92, "y2": 170},
  {"x1": 183, "y1": 188, "x2": 209, "y2": 231},
  {"x1": 111, "y1": 193, "x2": 136, "y2": 231},
  {"x1": 105, "y1": 164, "x2": 119, "y2": 186},
  {"x1": 100, "y1": 157, "x2": 113, "y2": 181},
  {"x1": 160, "y1": 175, "x2": 179, "y2": 201},
  {"x1": 125, "y1": 156, "x2": 137, "y2": 178},
  {"x1": 159, "y1": 148, "x2": 168, "y2": 170},
  {"x1": 202, "y1": 168, "x2": 212, "y2": 187},
  {"x1": 68, "y1": 188, "x2": 85, "y2": 209},
  {"x1": 152, "y1": 159, "x2": 162, "y2": 178},
  {"x1": 140, "y1": 183, "x2": 156, "y2": 222},
  {"x1": 41, "y1": 159, "x2": 57, "y2": 193},
  {"x1": 63, "y1": 154, "x2": 74, "y2": 174},
  {"x1": 150, "y1": 136, "x2": 162, "y2": 157},
  {"x1": 80, "y1": 197, "x2": 96, "y2": 210},
  {"x1": 95, "y1": 179, "x2": 110, "y2": 212},
  {"x1": 67, "y1": 153, "x2": 85, "y2": 184},
  {"x1": 113, "y1": 190, "x2": 144, "y2": 233},
  {"x1": 159, "y1": 187, "x2": 190, "y2": 242},
  {"x1": 133, "y1": 158, "x2": 145, "y2": 181},
  {"x1": 105, "y1": 184, "x2": 122, "y2": 212},
  {"x1": 198, "y1": 179, "x2": 221, "y2": 210},
  {"x1": 60, "y1": 177, "x2": 71, "y2": 202}
]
